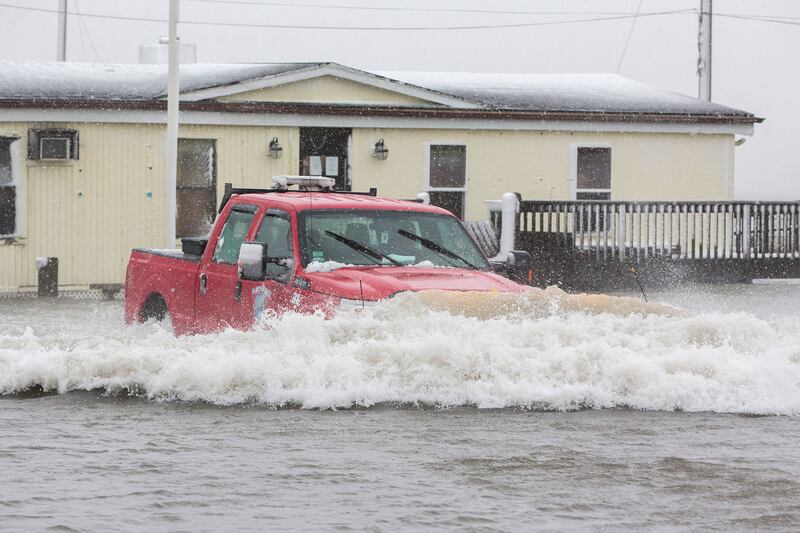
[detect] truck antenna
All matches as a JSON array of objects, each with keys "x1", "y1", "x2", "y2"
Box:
[
  {"x1": 359, "y1": 279, "x2": 365, "y2": 310},
  {"x1": 309, "y1": 190, "x2": 314, "y2": 256},
  {"x1": 628, "y1": 266, "x2": 648, "y2": 303}
]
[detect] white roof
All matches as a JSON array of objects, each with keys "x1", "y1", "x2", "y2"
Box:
[
  {"x1": 0, "y1": 60, "x2": 753, "y2": 118},
  {"x1": 0, "y1": 60, "x2": 319, "y2": 100},
  {"x1": 373, "y1": 70, "x2": 750, "y2": 116}
]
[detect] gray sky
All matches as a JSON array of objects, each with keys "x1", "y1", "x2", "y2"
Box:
[{"x1": 1, "y1": 0, "x2": 797, "y2": 199}]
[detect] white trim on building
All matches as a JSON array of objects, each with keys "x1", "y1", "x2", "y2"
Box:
[{"x1": 0, "y1": 108, "x2": 756, "y2": 136}]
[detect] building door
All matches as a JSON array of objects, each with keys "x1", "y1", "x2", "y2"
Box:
[
  {"x1": 299, "y1": 127, "x2": 351, "y2": 190},
  {"x1": 177, "y1": 138, "x2": 217, "y2": 239}
]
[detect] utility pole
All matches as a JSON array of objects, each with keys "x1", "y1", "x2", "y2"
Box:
[
  {"x1": 697, "y1": 0, "x2": 712, "y2": 101},
  {"x1": 57, "y1": 0, "x2": 67, "y2": 61},
  {"x1": 165, "y1": 0, "x2": 180, "y2": 247}
]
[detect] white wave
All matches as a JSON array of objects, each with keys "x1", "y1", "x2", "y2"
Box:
[{"x1": 2, "y1": 287, "x2": 800, "y2": 414}]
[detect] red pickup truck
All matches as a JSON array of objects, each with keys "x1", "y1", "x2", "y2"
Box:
[{"x1": 125, "y1": 177, "x2": 530, "y2": 335}]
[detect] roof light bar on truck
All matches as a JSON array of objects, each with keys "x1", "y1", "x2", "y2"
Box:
[{"x1": 218, "y1": 178, "x2": 379, "y2": 213}]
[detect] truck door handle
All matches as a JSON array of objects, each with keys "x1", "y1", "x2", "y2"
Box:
[
  {"x1": 199, "y1": 273, "x2": 207, "y2": 296},
  {"x1": 235, "y1": 281, "x2": 242, "y2": 301}
]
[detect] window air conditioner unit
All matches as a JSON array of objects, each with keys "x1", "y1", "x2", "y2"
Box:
[{"x1": 39, "y1": 137, "x2": 71, "y2": 160}]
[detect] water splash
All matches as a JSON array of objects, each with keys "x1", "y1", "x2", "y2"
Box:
[{"x1": 2, "y1": 287, "x2": 800, "y2": 414}]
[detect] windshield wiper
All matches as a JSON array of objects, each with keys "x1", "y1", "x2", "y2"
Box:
[
  {"x1": 397, "y1": 229, "x2": 480, "y2": 270},
  {"x1": 324, "y1": 230, "x2": 403, "y2": 266}
]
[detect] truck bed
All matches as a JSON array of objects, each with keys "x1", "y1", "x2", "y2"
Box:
[
  {"x1": 131, "y1": 248, "x2": 202, "y2": 262},
  {"x1": 124, "y1": 248, "x2": 202, "y2": 331}
]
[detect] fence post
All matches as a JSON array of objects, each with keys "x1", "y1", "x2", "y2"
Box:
[
  {"x1": 743, "y1": 204, "x2": 751, "y2": 259},
  {"x1": 491, "y1": 192, "x2": 519, "y2": 261}
]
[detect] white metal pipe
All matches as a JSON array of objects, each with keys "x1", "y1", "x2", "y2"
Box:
[
  {"x1": 491, "y1": 192, "x2": 518, "y2": 262},
  {"x1": 57, "y1": 0, "x2": 67, "y2": 61},
  {"x1": 165, "y1": 0, "x2": 180, "y2": 248},
  {"x1": 698, "y1": 0, "x2": 712, "y2": 101}
]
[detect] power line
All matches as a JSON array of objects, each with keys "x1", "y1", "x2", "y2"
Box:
[
  {"x1": 74, "y1": 0, "x2": 100, "y2": 62},
  {"x1": 715, "y1": 12, "x2": 800, "y2": 26},
  {"x1": 181, "y1": 1, "x2": 800, "y2": 24},
  {"x1": 616, "y1": 0, "x2": 645, "y2": 74},
  {"x1": 185, "y1": 9, "x2": 694, "y2": 31},
  {"x1": 1, "y1": 2, "x2": 798, "y2": 31},
  {"x1": 0, "y1": 3, "x2": 695, "y2": 31},
  {"x1": 0, "y1": 3, "x2": 164, "y2": 24},
  {"x1": 186, "y1": 0, "x2": 675, "y2": 17}
]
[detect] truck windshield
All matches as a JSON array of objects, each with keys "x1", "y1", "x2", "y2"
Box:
[{"x1": 298, "y1": 210, "x2": 489, "y2": 270}]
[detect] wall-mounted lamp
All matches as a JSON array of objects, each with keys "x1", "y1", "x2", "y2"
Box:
[
  {"x1": 734, "y1": 137, "x2": 746, "y2": 147},
  {"x1": 372, "y1": 138, "x2": 389, "y2": 160},
  {"x1": 268, "y1": 137, "x2": 283, "y2": 159}
]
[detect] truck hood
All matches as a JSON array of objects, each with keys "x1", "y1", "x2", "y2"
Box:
[{"x1": 302, "y1": 266, "x2": 525, "y2": 300}]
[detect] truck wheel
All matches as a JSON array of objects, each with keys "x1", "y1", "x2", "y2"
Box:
[{"x1": 140, "y1": 293, "x2": 169, "y2": 322}]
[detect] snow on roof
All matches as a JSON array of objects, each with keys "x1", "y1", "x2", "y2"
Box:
[
  {"x1": 373, "y1": 71, "x2": 750, "y2": 116},
  {"x1": 0, "y1": 60, "x2": 752, "y2": 117},
  {"x1": 0, "y1": 61, "x2": 320, "y2": 100}
]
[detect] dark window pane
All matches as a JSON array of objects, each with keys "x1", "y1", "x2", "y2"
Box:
[
  {"x1": 428, "y1": 191, "x2": 465, "y2": 220},
  {"x1": 256, "y1": 215, "x2": 292, "y2": 258},
  {"x1": 213, "y1": 209, "x2": 256, "y2": 264},
  {"x1": 430, "y1": 145, "x2": 466, "y2": 188},
  {"x1": 177, "y1": 188, "x2": 217, "y2": 238},
  {"x1": 577, "y1": 147, "x2": 611, "y2": 190},
  {"x1": 0, "y1": 138, "x2": 13, "y2": 185},
  {"x1": 0, "y1": 186, "x2": 15, "y2": 235},
  {"x1": 256, "y1": 213, "x2": 293, "y2": 280}
]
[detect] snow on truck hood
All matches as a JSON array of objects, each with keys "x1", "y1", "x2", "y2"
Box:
[{"x1": 301, "y1": 264, "x2": 524, "y2": 301}]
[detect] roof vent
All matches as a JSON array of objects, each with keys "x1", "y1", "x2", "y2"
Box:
[{"x1": 138, "y1": 37, "x2": 197, "y2": 64}]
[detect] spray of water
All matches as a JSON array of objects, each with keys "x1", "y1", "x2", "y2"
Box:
[{"x1": 2, "y1": 287, "x2": 800, "y2": 414}]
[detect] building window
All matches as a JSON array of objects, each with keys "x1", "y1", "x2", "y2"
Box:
[
  {"x1": 27, "y1": 129, "x2": 79, "y2": 160},
  {"x1": 575, "y1": 146, "x2": 611, "y2": 200},
  {"x1": 177, "y1": 138, "x2": 217, "y2": 238},
  {"x1": 427, "y1": 144, "x2": 466, "y2": 219},
  {"x1": 0, "y1": 137, "x2": 21, "y2": 236}
]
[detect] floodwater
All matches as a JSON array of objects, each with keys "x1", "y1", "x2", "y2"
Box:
[{"x1": 2, "y1": 284, "x2": 800, "y2": 531}]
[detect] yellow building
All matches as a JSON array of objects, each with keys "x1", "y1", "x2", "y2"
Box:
[{"x1": 0, "y1": 61, "x2": 760, "y2": 294}]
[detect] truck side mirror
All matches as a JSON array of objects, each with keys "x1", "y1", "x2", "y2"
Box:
[
  {"x1": 239, "y1": 241, "x2": 267, "y2": 281},
  {"x1": 506, "y1": 250, "x2": 534, "y2": 284},
  {"x1": 488, "y1": 250, "x2": 534, "y2": 284}
]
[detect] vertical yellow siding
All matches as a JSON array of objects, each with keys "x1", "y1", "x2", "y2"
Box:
[
  {"x1": 0, "y1": 122, "x2": 298, "y2": 292},
  {"x1": 219, "y1": 76, "x2": 433, "y2": 106},
  {"x1": 0, "y1": 119, "x2": 733, "y2": 293},
  {"x1": 350, "y1": 129, "x2": 734, "y2": 221}
]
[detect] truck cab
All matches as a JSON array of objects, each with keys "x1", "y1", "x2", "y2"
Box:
[{"x1": 125, "y1": 177, "x2": 528, "y2": 335}]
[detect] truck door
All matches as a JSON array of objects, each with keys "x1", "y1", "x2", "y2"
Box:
[
  {"x1": 239, "y1": 208, "x2": 297, "y2": 325},
  {"x1": 196, "y1": 203, "x2": 259, "y2": 331}
]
